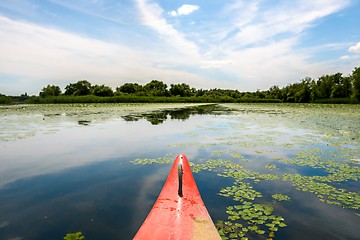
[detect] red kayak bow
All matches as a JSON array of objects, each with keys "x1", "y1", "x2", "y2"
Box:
[{"x1": 133, "y1": 154, "x2": 221, "y2": 240}]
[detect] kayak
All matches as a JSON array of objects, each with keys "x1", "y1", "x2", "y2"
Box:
[{"x1": 133, "y1": 154, "x2": 221, "y2": 240}]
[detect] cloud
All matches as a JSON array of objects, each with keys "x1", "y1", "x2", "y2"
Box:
[
  {"x1": 0, "y1": 16, "x2": 180, "y2": 94},
  {"x1": 135, "y1": 0, "x2": 200, "y2": 59},
  {"x1": 169, "y1": 4, "x2": 199, "y2": 17},
  {"x1": 197, "y1": 0, "x2": 355, "y2": 88},
  {"x1": 223, "y1": 0, "x2": 259, "y2": 27},
  {"x1": 223, "y1": 0, "x2": 351, "y2": 49},
  {"x1": 348, "y1": 42, "x2": 360, "y2": 53},
  {"x1": 201, "y1": 60, "x2": 234, "y2": 69},
  {"x1": 50, "y1": 0, "x2": 128, "y2": 25},
  {"x1": 0, "y1": 16, "x2": 141, "y2": 78},
  {"x1": 169, "y1": 10, "x2": 177, "y2": 17},
  {"x1": 340, "y1": 55, "x2": 350, "y2": 60},
  {"x1": 0, "y1": 15, "x2": 210, "y2": 95}
]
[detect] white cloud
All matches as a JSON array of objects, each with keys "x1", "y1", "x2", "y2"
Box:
[
  {"x1": 224, "y1": 0, "x2": 259, "y2": 27},
  {"x1": 0, "y1": 16, "x2": 142, "y2": 79},
  {"x1": 0, "y1": 15, "x2": 210, "y2": 95},
  {"x1": 136, "y1": 0, "x2": 200, "y2": 59},
  {"x1": 201, "y1": 60, "x2": 234, "y2": 69},
  {"x1": 340, "y1": 55, "x2": 350, "y2": 60},
  {"x1": 177, "y1": 4, "x2": 199, "y2": 16},
  {"x1": 169, "y1": 10, "x2": 177, "y2": 17},
  {"x1": 348, "y1": 42, "x2": 360, "y2": 53},
  {"x1": 225, "y1": 0, "x2": 351, "y2": 48},
  {"x1": 168, "y1": 4, "x2": 199, "y2": 17},
  {"x1": 0, "y1": 17, "x2": 153, "y2": 91},
  {"x1": 197, "y1": 0, "x2": 356, "y2": 89}
]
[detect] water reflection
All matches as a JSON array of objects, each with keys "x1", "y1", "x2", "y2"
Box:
[
  {"x1": 122, "y1": 104, "x2": 230, "y2": 125},
  {"x1": 78, "y1": 120, "x2": 91, "y2": 126}
]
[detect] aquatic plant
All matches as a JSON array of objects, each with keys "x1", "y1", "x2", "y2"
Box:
[
  {"x1": 63, "y1": 232, "x2": 85, "y2": 240},
  {"x1": 272, "y1": 194, "x2": 291, "y2": 202},
  {"x1": 266, "y1": 164, "x2": 277, "y2": 170},
  {"x1": 219, "y1": 181, "x2": 262, "y2": 202},
  {"x1": 217, "y1": 202, "x2": 286, "y2": 239},
  {"x1": 283, "y1": 174, "x2": 360, "y2": 209},
  {"x1": 130, "y1": 157, "x2": 172, "y2": 165}
]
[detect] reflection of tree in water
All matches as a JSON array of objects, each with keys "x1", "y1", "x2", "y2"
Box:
[
  {"x1": 145, "y1": 112, "x2": 168, "y2": 125},
  {"x1": 122, "y1": 104, "x2": 229, "y2": 125}
]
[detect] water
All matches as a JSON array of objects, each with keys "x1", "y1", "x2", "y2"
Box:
[{"x1": 0, "y1": 103, "x2": 359, "y2": 240}]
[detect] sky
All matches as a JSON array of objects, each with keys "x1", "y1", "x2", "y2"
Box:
[{"x1": 0, "y1": 0, "x2": 359, "y2": 96}]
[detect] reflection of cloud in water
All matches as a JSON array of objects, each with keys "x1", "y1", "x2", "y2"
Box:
[
  {"x1": 0, "y1": 118, "x2": 199, "y2": 188},
  {"x1": 278, "y1": 190, "x2": 360, "y2": 240},
  {"x1": 8, "y1": 237, "x2": 23, "y2": 240},
  {"x1": 0, "y1": 221, "x2": 9, "y2": 228},
  {"x1": 131, "y1": 166, "x2": 170, "y2": 230}
]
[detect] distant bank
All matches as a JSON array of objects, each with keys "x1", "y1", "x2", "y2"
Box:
[{"x1": 1, "y1": 66, "x2": 359, "y2": 104}]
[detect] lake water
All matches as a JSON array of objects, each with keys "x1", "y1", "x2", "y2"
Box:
[{"x1": 0, "y1": 103, "x2": 359, "y2": 240}]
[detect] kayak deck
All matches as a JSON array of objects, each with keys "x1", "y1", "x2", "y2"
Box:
[{"x1": 133, "y1": 154, "x2": 221, "y2": 240}]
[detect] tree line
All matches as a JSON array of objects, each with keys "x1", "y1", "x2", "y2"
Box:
[{"x1": 1, "y1": 66, "x2": 359, "y2": 104}]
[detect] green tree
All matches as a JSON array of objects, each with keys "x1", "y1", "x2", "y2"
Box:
[
  {"x1": 92, "y1": 84, "x2": 113, "y2": 96},
  {"x1": 196, "y1": 89, "x2": 206, "y2": 97},
  {"x1": 342, "y1": 77, "x2": 352, "y2": 98},
  {"x1": 65, "y1": 80, "x2": 92, "y2": 96},
  {"x1": 297, "y1": 78, "x2": 311, "y2": 103},
  {"x1": 144, "y1": 80, "x2": 169, "y2": 96},
  {"x1": 170, "y1": 83, "x2": 192, "y2": 97},
  {"x1": 329, "y1": 73, "x2": 348, "y2": 98},
  {"x1": 0, "y1": 93, "x2": 13, "y2": 104},
  {"x1": 117, "y1": 83, "x2": 143, "y2": 94},
  {"x1": 352, "y1": 67, "x2": 360, "y2": 100},
  {"x1": 268, "y1": 85, "x2": 282, "y2": 100},
  {"x1": 39, "y1": 85, "x2": 62, "y2": 97},
  {"x1": 316, "y1": 75, "x2": 333, "y2": 99}
]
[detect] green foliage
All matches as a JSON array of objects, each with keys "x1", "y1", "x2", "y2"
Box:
[
  {"x1": 65, "y1": 80, "x2": 92, "y2": 96},
  {"x1": 144, "y1": 80, "x2": 169, "y2": 96},
  {"x1": 352, "y1": 67, "x2": 360, "y2": 100},
  {"x1": 63, "y1": 232, "x2": 85, "y2": 240},
  {"x1": 116, "y1": 83, "x2": 143, "y2": 94},
  {"x1": 0, "y1": 94, "x2": 13, "y2": 104},
  {"x1": 91, "y1": 84, "x2": 113, "y2": 96},
  {"x1": 170, "y1": 83, "x2": 193, "y2": 97},
  {"x1": 39, "y1": 84, "x2": 62, "y2": 97}
]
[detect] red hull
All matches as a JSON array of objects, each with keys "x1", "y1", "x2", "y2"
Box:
[{"x1": 133, "y1": 154, "x2": 221, "y2": 240}]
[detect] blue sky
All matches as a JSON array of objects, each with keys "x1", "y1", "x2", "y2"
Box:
[{"x1": 0, "y1": 0, "x2": 359, "y2": 95}]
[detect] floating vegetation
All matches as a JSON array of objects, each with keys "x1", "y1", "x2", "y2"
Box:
[
  {"x1": 219, "y1": 181, "x2": 262, "y2": 202},
  {"x1": 213, "y1": 150, "x2": 228, "y2": 157},
  {"x1": 272, "y1": 194, "x2": 291, "y2": 202},
  {"x1": 130, "y1": 157, "x2": 172, "y2": 165},
  {"x1": 266, "y1": 164, "x2": 277, "y2": 170},
  {"x1": 63, "y1": 231, "x2": 86, "y2": 240},
  {"x1": 283, "y1": 174, "x2": 360, "y2": 209},
  {"x1": 231, "y1": 153, "x2": 245, "y2": 159},
  {"x1": 217, "y1": 202, "x2": 286, "y2": 239}
]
